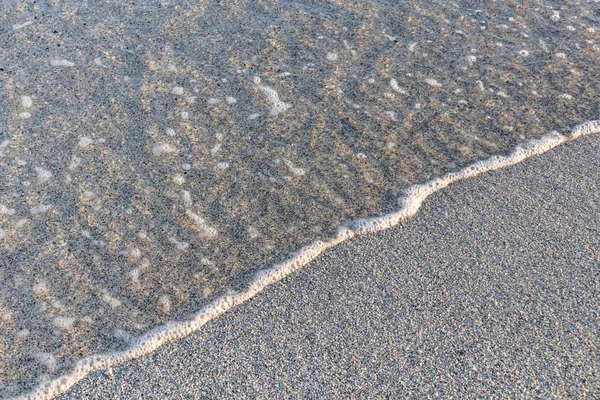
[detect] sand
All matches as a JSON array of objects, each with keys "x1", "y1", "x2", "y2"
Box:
[
  {"x1": 55, "y1": 134, "x2": 599, "y2": 399},
  {"x1": 3, "y1": 2, "x2": 600, "y2": 395}
]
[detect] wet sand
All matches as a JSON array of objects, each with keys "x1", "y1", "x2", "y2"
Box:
[{"x1": 57, "y1": 134, "x2": 599, "y2": 399}]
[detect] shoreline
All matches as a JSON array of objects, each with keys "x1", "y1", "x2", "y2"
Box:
[{"x1": 30, "y1": 130, "x2": 598, "y2": 396}]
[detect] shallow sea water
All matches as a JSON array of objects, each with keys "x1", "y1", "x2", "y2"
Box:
[{"x1": 0, "y1": 0, "x2": 599, "y2": 397}]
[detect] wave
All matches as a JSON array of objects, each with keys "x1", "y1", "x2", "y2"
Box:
[{"x1": 15, "y1": 119, "x2": 599, "y2": 400}]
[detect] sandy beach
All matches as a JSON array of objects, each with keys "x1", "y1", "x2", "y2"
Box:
[
  {"x1": 2, "y1": 2, "x2": 600, "y2": 398},
  {"x1": 56, "y1": 134, "x2": 599, "y2": 398}
]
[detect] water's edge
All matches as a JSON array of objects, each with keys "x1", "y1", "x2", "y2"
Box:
[{"x1": 14, "y1": 119, "x2": 600, "y2": 400}]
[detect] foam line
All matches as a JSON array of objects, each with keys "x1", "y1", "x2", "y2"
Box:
[{"x1": 13, "y1": 120, "x2": 600, "y2": 400}]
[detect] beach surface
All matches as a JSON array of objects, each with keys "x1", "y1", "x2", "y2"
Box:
[{"x1": 56, "y1": 134, "x2": 599, "y2": 399}]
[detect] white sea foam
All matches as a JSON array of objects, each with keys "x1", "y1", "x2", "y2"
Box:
[
  {"x1": 30, "y1": 205, "x2": 52, "y2": 216},
  {"x1": 0, "y1": 204, "x2": 16, "y2": 215},
  {"x1": 390, "y1": 78, "x2": 407, "y2": 95},
  {"x1": 34, "y1": 167, "x2": 52, "y2": 184},
  {"x1": 185, "y1": 209, "x2": 218, "y2": 239},
  {"x1": 15, "y1": 120, "x2": 600, "y2": 400},
  {"x1": 20, "y1": 96, "x2": 33, "y2": 108},
  {"x1": 152, "y1": 143, "x2": 178, "y2": 156},
  {"x1": 254, "y1": 77, "x2": 291, "y2": 116},
  {"x1": 78, "y1": 137, "x2": 93, "y2": 148},
  {"x1": 50, "y1": 59, "x2": 75, "y2": 67},
  {"x1": 13, "y1": 20, "x2": 33, "y2": 30}
]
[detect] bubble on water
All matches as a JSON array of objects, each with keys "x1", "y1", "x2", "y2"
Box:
[
  {"x1": 0, "y1": 204, "x2": 15, "y2": 215},
  {"x1": 255, "y1": 78, "x2": 291, "y2": 116},
  {"x1": 152, "y1": 143, "x2": 178, "y2": 156},
  {"x1": 172, "y1": 174, "x2": 185, "y2": 185},
  {"x1": 30, "y1": 204, "x2": 52, "y2": 215},
  {"x1": 78, "y1": 136, "x2": 93, "y2": 148},
  {"x1": 158, "y1": 295, "x2": 171, "y2": 314},
  {"x1": 284, "y1": 160, "x2": 306, "y2": 177},
  {"x1": 34, "y1": 167, "x2": 52, "y2": 184},
  {"x1": 424, "y1": 78, "x2": 443, "y2": 88},
  {"x1": 13, "y1": 20, "x2": 33, "y2": 30},
  {"x1": 165, "y1": 128, "x2": 176, "y2": 136},
  {"x1": 52, "y1": 316, "x2": 76, "y2": 330},
  {"x1": 185, "y1": 209, "x2": 218, "y2": 239},
  {"x1": 21, "y1": 95, "x2": 33, "y2": 108},
  {"x1": 181, "y1": 190, "x2": 193, "y2": 207},
  {"x1": 384, "y1": 111, "x2": 398, "y2": 121},
  {"x1": 50, "y1": 59, "x2": 75, "y2": 67},
  {"x1": 35, "y1": 353, "x2": 57, "y2": 371},
  {"x1": 216, "y1": 161, "x2": 230, "y2": 170},
  {"x1": 168, "y1": 236, "x2": 190, "y2": 251},
  {"x1": 390, "y1": 79, "x2": 407, "y2": 95},
  {"x1": 101, "y1": 290, "x2": 122, "y2": 309}
]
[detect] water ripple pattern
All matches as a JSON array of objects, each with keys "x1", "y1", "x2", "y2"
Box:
[{"x1": 0, "y1": 1, "x2": 599, "y2": 397}]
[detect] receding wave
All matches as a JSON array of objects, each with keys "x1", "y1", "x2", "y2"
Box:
[{"x1": 0, "y1": 1, "x2": 599, "y2": 398}]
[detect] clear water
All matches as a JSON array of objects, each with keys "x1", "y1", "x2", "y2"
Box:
[{"x1": 0, "y1": 1, "x2": 598, "y2": 397}]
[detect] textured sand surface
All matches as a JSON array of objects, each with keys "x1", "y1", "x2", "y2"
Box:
[
  {"x1": 2, "y1": 1, "x2": 599, "y2": 396},
  {"x1": 58, "y1": 134, "x2": 599, "y2": 399}
]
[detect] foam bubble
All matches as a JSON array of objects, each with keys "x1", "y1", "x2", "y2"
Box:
[
  {"x1": 30, "y1": 205, "x2": 52, "y2": 215},
  {"x1": 168, "y1": 236, "x2": 190, "y2": 251},
  {"x1": 158, "y1": 295, "x2": 171, "y2": 314},
  {"x1": 424, "y1": 78, "x2": 443, "y2": 88},
  {"x1": 248, "y1": 113, "x2": 261, "y2": 120},
  {"x1": 172, "y1": 174, "x2": 185, "y2": 185},
  {"x1": 152, "y1": 143, "x2": 178, "y2": 156},
  {"x1": 13, "y1": 20, "x2": 33, "y2": 30},
  {"x1": 384, "y1": 111, "x2": 398, "y2": 121},
  {"x1": 21, "y1": 95, "x2": 33, "y2": 108},
  {"x1": 255, "y1": 78, "x2": 291, "y2": 116},
  {"x1": 181, "y1": 190, "x2": 193, "y2": 206},
  {"x1": 34, "y1": 353, "x2": 57, "y2": 371},
  {"x1": 78, "y1": 137, "x2": 93, "y2": 148},
  {"x1": 52, "y1": 316, "x2": 76, "y2": 330},
  {"x1": 216, "y1": 161, "x2": 230, "y2": 170},
  {"x1": 34, "y1": 167, "x2": 52, "y2": 184},
  {"x1": 0, "y1": 204, "x2": 15, "y2": 215},
  {"x1": 101, "y1": 290, "x2": 122, "y2": 309},
  {"x1": 50, "y1": 59, "x2": 75, "y2": 67},
  {"x1": 185, "y1": 209, "x2": 218, "y2": 239},
  {"x1": 390, "y1": 79, "x2": 407, "y2": 95},
  {"x1": 165, "y1": 128, "x2": 176, "y2": 136}
]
